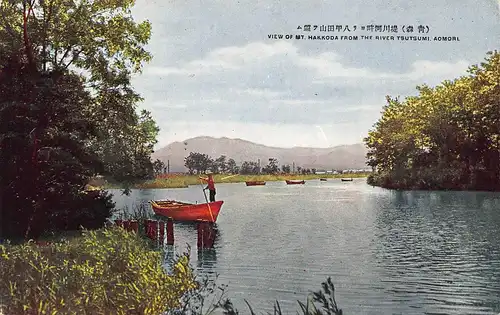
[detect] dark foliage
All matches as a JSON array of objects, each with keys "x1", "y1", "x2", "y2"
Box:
[
  {"x1": 0, "y1": 55, "x2": 115, "y2": 239},
  {"x1": 365, "y1": 51, "x2": 500, "y2": 191}
]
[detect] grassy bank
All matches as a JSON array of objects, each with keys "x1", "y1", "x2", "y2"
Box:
[
  {"x1": 127, "y1": 173, "x2": 370, "y2": 189},
  {"x1": 0, "y1": 226, "x2": 343, "y2": 315},
  {"x1": 0, "y1": 227, "x2": 197, "y2": 314}
]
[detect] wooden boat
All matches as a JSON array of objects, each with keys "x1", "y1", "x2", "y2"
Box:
[
  {"x1": 341, "y1": 178, "x2": 353, "y2": 182},
  {"x1": 149, "y1": 200, "x2": 224, "y2": 223},
  {"x1": 245, "y1": 181, "x2": 266, "y2": 186},
  {"x1": 285, "y1": 180, "x2": 305, "y2": 185},
  {"x1": 320, "y1": 178, "x2": 327, "y2": 181}
]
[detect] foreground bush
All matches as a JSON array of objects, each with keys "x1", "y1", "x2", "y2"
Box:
[
  {"x1": 0, "y1": 226, "x2": 344, "y2": 315},
  {"x1": 177, "y1": 275, "x2": 343, "y2": 315},
  {"x1": 0, "y1": 227, "x2": 197, "y2": 314},
  {"x1": 365, "y1": 51, "x2": 500, "y2": 191}
]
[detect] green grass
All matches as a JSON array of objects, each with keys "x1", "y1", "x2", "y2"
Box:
[
  {"x1": 0, "y1": 227, "x2": 197, "y2": 315},
  {"x1": 133, "y1": 173, "x2": 370, "y2": 189},
  {"x1": 0, "y1": 226, "x2": 344, "y2": 315},
  {"x1": 96, "y1": 173, "x2": 370, "y2": 189}
]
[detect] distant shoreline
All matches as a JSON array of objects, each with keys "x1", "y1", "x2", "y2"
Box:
[{"x1": 98, "y1": 173, "x2": 370, "y2": 190}]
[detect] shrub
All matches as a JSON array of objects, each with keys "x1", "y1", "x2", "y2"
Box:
[
  {"x1": 0, "y1": 227, "x2": 197, "y2": 314},
  {"x1": 175, "y1": 275, "x2": 343, "y2": 315},
  {"x1": 0, "y1": 225, "x2": 345, "y2": 315}
]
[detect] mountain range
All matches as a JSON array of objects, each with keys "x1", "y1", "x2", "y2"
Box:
[{"x1": 151, "y1": 136, "x2": 369, "y2": 172}]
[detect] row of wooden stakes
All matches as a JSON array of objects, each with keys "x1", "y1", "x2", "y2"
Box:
[{"x1": 114, "y1": 219, "x2": 217, "y2": 249}]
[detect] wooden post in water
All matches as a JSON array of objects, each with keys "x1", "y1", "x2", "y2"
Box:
[
  {"x1": 144, "y1": 219, "x2": 155, "y2": 240},
  {"x1": 205, "y1": 223, "x2": 216, "y2": 248},
  {"x1": 166, "y1": 218, "x2": 174, "y2": 245},
  {"x1": 128, "y1": 220, "x2": 139, "y2": 233},
  {"x1": 197, "y1": 222, "x2": 203, "y2": 248},
  {"x1": 122, "y1": 220, "x2": 131, "y2": 231},
  {"x1": 157, "y1": 221, "x2": 165, "y2": 246},
  {"x1": 197, "y1": 222, "x2": 216, "y2": 249}
]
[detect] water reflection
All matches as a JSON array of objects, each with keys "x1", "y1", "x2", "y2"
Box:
[
  {"x1": 162, "y1": 222, "x2": 220, "y2": 276},
  {"x1": 374, "y1": 190, "x2": 500, "y2": 314},
  {"x1": 197, "y1": 248, "x2": 218, "y2": 275},
  {"x1": 111, "y1": 183, "x2": 500, "y2": 315},
  {"x1": 196, "y1": 223, "x2": 219, "y2": 276}
]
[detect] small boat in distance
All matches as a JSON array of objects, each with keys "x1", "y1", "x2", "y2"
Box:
[
  {"x1": 245, "y1": 181, "x2": 266, "y2": 186},
  {"x1": 320, "y1": 178, "x2": 327, "y2": 181},
  {"x1": 285, "y1": 180, "x2": 305, "y2": 185},
  {"x1": 341, "y1": 178, "x2": 354, "y2": 182},
  {"x1": 150, "y1": 200, "x2": 224, "y2": 223}
]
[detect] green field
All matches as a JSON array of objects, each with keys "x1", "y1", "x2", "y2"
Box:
[{"x1": 128, "y1": 173, "x2": 370, "y2": 189}]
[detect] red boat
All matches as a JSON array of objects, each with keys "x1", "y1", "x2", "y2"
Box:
[
  {"x1": 245, "y1": 181, "x2": 266, "y2": 186},
  {"x1": 285, "y1": 180, "x2": 305, "y2": 185},
  {"x1": 149, "y1": 200, "x2": 224, "y2": 223}
]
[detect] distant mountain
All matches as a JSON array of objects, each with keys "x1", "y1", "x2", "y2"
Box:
[{"x1": 151, "y1": 136, "x2": 369, "y2": 172}]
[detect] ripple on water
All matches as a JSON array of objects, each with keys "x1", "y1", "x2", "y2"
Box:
[{"x1": 112, "y1": 185, "x2": 500, "y2": 315}]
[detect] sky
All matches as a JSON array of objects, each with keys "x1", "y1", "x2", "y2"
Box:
[{"x1": 130, "y1": 0, "x2": 500, "y2": 149}]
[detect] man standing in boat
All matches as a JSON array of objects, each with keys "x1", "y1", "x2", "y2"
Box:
[{"x1": 200, "y1": 173, "x2": 216, "y2": 202}]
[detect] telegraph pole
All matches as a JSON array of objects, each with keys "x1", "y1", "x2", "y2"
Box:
[{"x1": 167, "y1": 159, "x2": 170, "y2": 173}]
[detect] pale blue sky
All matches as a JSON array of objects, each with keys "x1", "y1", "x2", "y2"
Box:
[{"x1": 131, "y1": 0, "x2": 500, "y2": 149}]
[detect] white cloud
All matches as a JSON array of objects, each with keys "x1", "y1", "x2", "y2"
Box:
[
  {"x1": 306, "y1": 53, "x2": 471, "y2": 82},
  {"x1": 129, "y1": 0, "x2": 498, "y2": 149},
  {"x1": 403, "y1": 60, "x2": 471, "y2": 81},
  {"x1": 296, "y1": 52, "x2": 373, "y2": 78},
  {"x1": 145, "y1": 41, "x2": 297, "y2": 76},
  {"x1": 145, "y1": 40, "x2": 472, "y2": 88},
  {"x1": 237, "y1": 88, "x2": 287, "y2": 98},
  {"x1": 150, "y1": 101, "x2": 188, "y2": 109},
  {"x1": 269, "y1": 99, "x2": 330, "y2": 106}
]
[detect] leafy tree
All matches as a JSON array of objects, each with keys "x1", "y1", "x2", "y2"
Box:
[
  {"x1": 184, "y1": 152, "x2": 212, "y2": 174},
  {"x1": 262, "y1": 158, "x2": 279, "y2": 174},
  {"x1": 214, "y1": 155, "x2": 227, "y2": 174},
  {"x1": 0, "y1": 58, "x2": 115, "y2": 239},
  {"x1": 300, "y1": 168, "x2": 311, "y2": 175},
  {"x1": 365, "y1": 50, "x2": 500, "y2": 191},
  {"x1": 233, "y1": 165, "x2": 240, "y2": 174},
  {"x1": 226, "y1": 158, "x2": 237, "y2": 174},
  {"x1": 239, "y1": 161, "x2": 260, "y2": 175},
  {"x1": 0, "y1": 0, "x2": 154, "y2": 238},
  {"x1": 281, "y1": 164, "x2": 291, "y2": 173},
  {"x1": 152, "y1": 159, "x2": 166, "y2": 176}
]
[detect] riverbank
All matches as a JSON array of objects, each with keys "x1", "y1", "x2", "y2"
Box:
[
  {"x1": 102, "y1": 173, "x2": 370, "y2": 189},
  {"x1": 0, "y1": 226, "x2": 343, "y2": 315},
  {"x1": 367, "y1": 172, "x2": 500, "y2": 192}
]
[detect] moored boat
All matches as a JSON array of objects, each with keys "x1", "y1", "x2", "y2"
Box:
[
  {"x1": 149, "y1": 200, "x2": 224, "y2": 223},
  {"x1": 320, "y1": 178, "x2": 327, "y2": 181},
  {"x1": 341, "y1": 178, "x2": 353, "y2": 182},
  {"x1": 285, "y1": 180, "x2": 305, "y2": 185},
  {"x1": 245, "y1": 181, "x2": 266, "y2": 186}
]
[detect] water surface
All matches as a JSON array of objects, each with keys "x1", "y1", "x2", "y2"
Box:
[{"x1": 110, "y1": 179, "x2": 500, "y2": 315}]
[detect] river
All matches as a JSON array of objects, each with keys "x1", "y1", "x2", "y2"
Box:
[{"x1": 109, "y1": 179, "x2": 500, "y2": 315}]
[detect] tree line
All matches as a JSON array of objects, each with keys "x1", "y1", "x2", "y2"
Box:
[
  {"x1": 152, "y1": 152, "x2": 320, "y2": 175},
  {"x1": 0, "y1": 0, "x2": 158, "y2": 239},
  {"x1": 364, "y1": 50, "x2": 500, "y2": 191}
]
